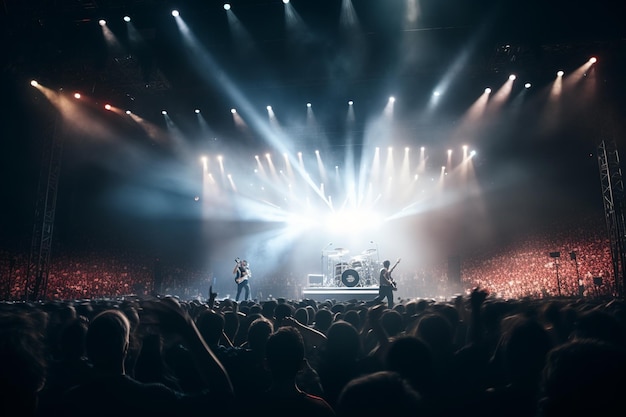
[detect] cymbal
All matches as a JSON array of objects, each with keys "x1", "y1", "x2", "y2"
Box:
[
  {"x1": 363, "y1": 248, "x2": 377, "y2": 255},
  {"x1": 328, "y1": 248, "x2": 350, "y2": 258}
]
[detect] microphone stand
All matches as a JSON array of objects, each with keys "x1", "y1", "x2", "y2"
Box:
[{"x1": 370, "y1": 241, "x2": 380, "y2": 265}]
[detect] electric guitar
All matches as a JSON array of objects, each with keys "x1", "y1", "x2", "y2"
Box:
[
  {"x1": 234, "y1": 259, "x2": 251, "y2": 284},
  {"x1": 388, "y1": 258, "x2": 401, "y2": 290}
]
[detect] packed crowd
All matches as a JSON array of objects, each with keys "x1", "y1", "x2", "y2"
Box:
[
  {"x1": 0, "y1": 215, "x2": 616, "y2": 301},
  {"x1": 1, "y1": 290, "x2": 625, "y2": 417}
]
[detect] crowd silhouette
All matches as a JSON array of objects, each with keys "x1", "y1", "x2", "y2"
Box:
[{"x1": 1, "y1": 288, "x2": 626, "y2": 416}]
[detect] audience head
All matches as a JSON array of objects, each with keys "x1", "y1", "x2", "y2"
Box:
[
  {"x1": 247, "y1": 317, "x2": 274, "y2": 353},
  {"x1": 381, "y1": 309, "x2": 404, "y2": 338},
  {"x1": 336, "y1": 371, "x2": 422, "y2": 417},
  {"x1": 314, "y1": 308, "x2": 333, "y2": 333},
  {"x1": 324, "y1": 320, "x2": 362, "y2": 360},
  {"x1": 265, "y1": 326, "x2": 306, "y2": 380},
  {"x1": 195, "y1": 309, "x2": 225, "y2": 346},
  {"x1": 85, "y1": 309, "x2": 130, "y2": 371},
  {"x1": 385, "y1": 335, "x2": 434, "y2": 394},
  {"x1": 539, "y1": 338, "x2": 626, "y2": 417},
  {"x1": 274, "y1": 302, "x2": 293, "y2": 322},
  {"x1": 58, "y1": 316, "x2": 89, "y2": 360},
  {"x1": 294, "y1": 307, "x2": 309, "y2": 325}
]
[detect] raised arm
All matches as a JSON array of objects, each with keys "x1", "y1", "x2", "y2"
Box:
[{"x1": 144, "y1": 298, "x2": 235, "y2": 399}]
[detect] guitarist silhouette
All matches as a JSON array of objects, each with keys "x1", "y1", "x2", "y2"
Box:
[
  {"x1": 374, "y1": 258, "x2": 400, "y2": 307},
  {"x1": 233, "y1": 258, "x2": 252, "y2": 301}
]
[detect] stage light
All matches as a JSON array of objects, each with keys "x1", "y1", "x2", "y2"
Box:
[
  {"x1": 470, "y1": 150, "x2": 476, "y2": 157},
  {"x1": 525, "y1": 83, "x2": 532, "y2": 89},
  {"x1": 485, "y1": 87, "x2": 492, "y2": 94},
  {"x1": 98, "y1": 19, "x2": 106, "y2": 26},
  {"x1": 230, "y1": 108, "x2": 236, "y2": 114},
  {"x1": 283, "y1": 0, "x2": 290, "y2": 3},
  {"x1": 348, "y1": 100, "x2": 354, "y2": 105},
  {"x1": 557, "y1": 70, "x2": 564, "y2": 77},
  {"x1": 74, "y1": 93, "x2": 81, "y2": 99},
  {"x1": 123, "y1": 16, "x2": 131, "y2": 22},
  {"x1": 125, "y1": 110, "x2": 131, "y2": 115},
  {"x1": 161, "y1": 110, "x2": 167, "y2": 115},
  {"x1": 30, "y1": 80, "x2": 38, "y2": 87},
  {"x1": 433, "y1": 91, "x2": 440, "y2": 96},
  {"x1": 171, "y1": 10, "x2": 179, "y2": 17},
  {"x1": 589, "y1": 57, "x2": 597, "y2": 64},
  {"x1": 266, "y1": 105, "x2": 272, "y2": 111},
  {"x1": 509, "y1": 74, "x2": 516, "y2": 81},
  {"x1": 447, "y1": 149, "x2": 452, "y2": 155},
  {"x1": 223, "y1": 3, "x2": 231, "y2": 10},
  {"x1": 104, "y1": 104, "x2": 112, "y2": 110},
  {"x1": 194, "y1": 196, "x2": 200, "y2": 202},
  {"x1": 306, "y1": 102, "x2": 312, "y2": 107},
  {"x1": 194, "y1": 109, "x2": 200, "y2": 114},
  {"x1": 389, "y1": 96, "x2": 395, "y2": 102}
]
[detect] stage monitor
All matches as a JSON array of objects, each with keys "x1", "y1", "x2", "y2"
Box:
[{"x1": 307, "y1": 274, "x2": 324, "y2": 287}]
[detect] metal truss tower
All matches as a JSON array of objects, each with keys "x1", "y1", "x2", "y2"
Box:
[
  {"x1": 24, "y1": 117, "x2": 63, "y2": 301},
  {"x1": 597, "y1": 139, "x2": 626, "y2": 298}
]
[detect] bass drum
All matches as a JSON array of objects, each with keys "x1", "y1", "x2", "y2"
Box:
[{"x1": 341, "y1": 269, "x2": 360, "y2": 287}]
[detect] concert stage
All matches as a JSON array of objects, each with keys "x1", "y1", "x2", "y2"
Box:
[{"x1": 301, "y1": 286, "x2": 379, "y2": 302}]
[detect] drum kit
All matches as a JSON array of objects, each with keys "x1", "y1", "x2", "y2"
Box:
[{"x1": 324, "y1": 247, "x2": 380, "y2": 287}]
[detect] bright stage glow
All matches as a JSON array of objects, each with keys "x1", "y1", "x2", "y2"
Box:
[
  {"x1": 283, "y1": 0, "x2": 290, "y2": 4},
  {"x1": 223, "y1": 4, "x2": 231, "y2": 11},
  {"x1": 484, "y1": 88, "x2": 491, "y2": 94},
  {"x1": 589, "y1": 57, "x2": 597, "y2": 64},
  {"x1": 74, "y1": 93, "x2": 81, "y2": 99},
  {"x1": 525, "y1": 83, "x2": 531, "y2": 89},
  {"x1": 306, "y1": 102, "x2": 312, "y2": 108},
  {"x1": 195, "y1": 109, "x2": 200, "y2": 114},
  {"x1": 266, "y1": 105, "x2": 272, "y2": 111},
  {"x1": 433, "y1": 91, "x2": 441, "y2": 96},
  {"x1": 324, "y1": 210, "x2": 383, "y2": 233},
  {"x1": 125, "y1": 110, "x2": 131, "y2": 115},
  {"x1": 30, "y1": 80, "x2": 38, "y2": 87},
  {"x1": 98, "y1": 19, "x2": 106, "y2": 26},
  {"x1": 389, "y1": 96, "x2": 396, "y2": 103},
  {"x1": 123, "y1": 16, "x2": 131, "y2": 22},
  {"x1": 348, "y1": 100, "x2": 354, "y2": 106},
  {"x1": 557, "y1": 70, "x2": 564, "y2": 77},
  {"x1": 509, "y1": 74, "x2": 516, "y2": 81},
  {"x1": 231, "y1": 108, "x2": 236, "y2": 114},
  {"x1": 104, "y1": 104, "x2": 112, "y2": 110},
  {"x1": 172, "y1": 10, "x2": 179, "y2": 17},
  {"x1": 161, "y1": 110, "x2": 167, "y2": 115}
]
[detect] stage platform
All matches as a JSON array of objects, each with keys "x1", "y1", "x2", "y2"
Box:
[{"x1": 301, "y1": 286, "x2": 379, "y2": 302}]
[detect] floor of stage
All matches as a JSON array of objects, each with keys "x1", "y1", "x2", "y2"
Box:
[{"x1": 301, "y1": 286, "x2": 380, "y2": 302}]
